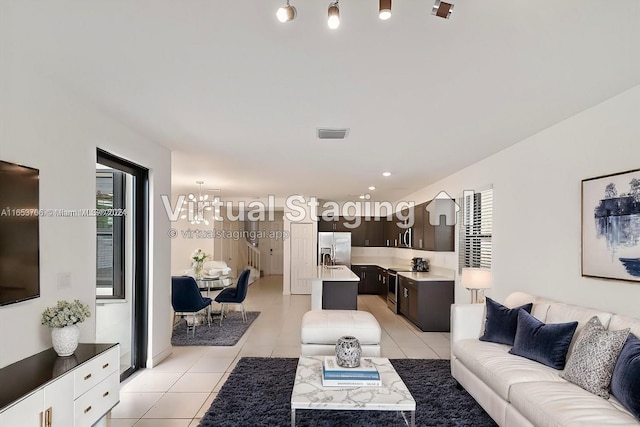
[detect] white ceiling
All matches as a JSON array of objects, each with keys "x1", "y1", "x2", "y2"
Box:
[{"x1": 4, "y1": 1, "x2": 640, "y2": 202}]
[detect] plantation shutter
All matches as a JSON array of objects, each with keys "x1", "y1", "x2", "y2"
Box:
[{"x1": 459, "y1": 188, "x2": 493, "y2": 272}]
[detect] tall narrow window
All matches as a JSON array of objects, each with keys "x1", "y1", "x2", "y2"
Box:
[
  {"x1": 459, "y1": 187, "x2": 493, "y2": 271},
  {"x1": 96, "y1": 169, "x2": 125, "y2": 298}
]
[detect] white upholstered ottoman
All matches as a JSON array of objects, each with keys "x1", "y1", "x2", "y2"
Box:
[{"x1": 300, "y1": 310, "x2": 382, "y2": 357}]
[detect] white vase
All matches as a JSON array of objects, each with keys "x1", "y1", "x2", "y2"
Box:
[{"x1": 51, "y1": 325, "x2": 80, "y2": 356}]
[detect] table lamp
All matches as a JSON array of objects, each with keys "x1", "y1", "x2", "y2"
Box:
[{"x1": 460, "y1": 268, "x2": 492, "y2": 304}]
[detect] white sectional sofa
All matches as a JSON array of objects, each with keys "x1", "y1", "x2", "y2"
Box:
[{"x1": 451, "y1": 292, "x2": 640, "y2": 427}]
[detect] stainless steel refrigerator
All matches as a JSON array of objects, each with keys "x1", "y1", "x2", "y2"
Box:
[{"x1": 318, "y1": 232, "x2": 351, "y2": 267}]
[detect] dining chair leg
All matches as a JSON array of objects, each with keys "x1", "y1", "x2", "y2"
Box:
[
  {"x1": 206, "y1": 305, "x2": 211, "y2": 327},
  {"x1": 192, "y1": 312, "x2": 197, "y2": 337},
  {"x1": 241, "y1": 303, "x2": 247, "y2": 323},
  {"x1": 219, "y1": 304, "x2": 225, "y2": 326}
]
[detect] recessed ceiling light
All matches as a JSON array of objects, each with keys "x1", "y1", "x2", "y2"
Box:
[
  {"x1": 368, "y1": 186, "x2": 376, "y2": 190},
  {"x1": 382, "y1": 172, "x2": 391, "y2": 177},
  {"x1": 359, "y1": 195, "x2": 366, "y2": 199}
]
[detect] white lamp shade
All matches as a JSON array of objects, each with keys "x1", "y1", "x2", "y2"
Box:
[{"x1": 460, "y1": 268, "x2": 492, "y2": 289}]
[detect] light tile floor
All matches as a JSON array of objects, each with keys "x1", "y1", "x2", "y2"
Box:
[{"x1": 108, "y1": 275, "x2": 450, "y2": 426}]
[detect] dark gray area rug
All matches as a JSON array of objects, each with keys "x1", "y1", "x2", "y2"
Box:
[
  {"x1": 171, "y1": 311, "x2": 260, "y2": 346},
  {"x1": 198, "y1": 357, "x2": 497, "y2": 427}
]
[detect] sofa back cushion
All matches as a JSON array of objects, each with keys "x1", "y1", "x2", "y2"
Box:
[
  {"x1": 609, "y1": 314, "x2": 640, "y2": 338},
  {"x1": 504, "y1": 292, "x2": 551, "y2": 322},
  {"x1": 546, "y1": 303, "x2": 612, "y2": 355}
]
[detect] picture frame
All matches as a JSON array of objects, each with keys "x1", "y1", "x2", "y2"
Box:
[{"x1": 582, "y1": 168, "x2": 640, "y2": 282}]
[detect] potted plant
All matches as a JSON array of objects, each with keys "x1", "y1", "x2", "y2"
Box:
[{"x1": 41, "y1": 299, "x2": 91, "y2": 356}]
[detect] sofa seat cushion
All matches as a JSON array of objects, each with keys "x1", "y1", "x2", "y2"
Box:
[
  {"x1": 301, "y1": 310, "x2": 381, "y2": 345},
  {"x1": 453, "y1": 339, "x2": 565, "y2": 401},
  {"x1": 510, "y1": 381, "x2": 640, "y2": 427}
]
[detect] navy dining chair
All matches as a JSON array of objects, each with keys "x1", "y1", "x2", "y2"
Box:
[
  {"x1": 171, "y1": 276, "x2": 213, "y2": 336},
  {"x1": 215, "y1": 269, "x2": 251, "y2": 326}
]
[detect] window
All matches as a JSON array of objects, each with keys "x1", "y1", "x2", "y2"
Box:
[
  {"x1": 459, "y1": 187, "x2": 493, "y2": 271},
  {"x1": 96, "y1": 169, "x2": 125, "y2": 298}
]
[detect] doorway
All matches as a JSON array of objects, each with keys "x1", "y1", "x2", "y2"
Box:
[{"x1": 95, "y1": 149, "x2": 149, "y2": 381}]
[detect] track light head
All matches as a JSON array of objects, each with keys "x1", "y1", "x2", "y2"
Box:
[
  {"x1": 432, "y1": 0, "x2": 454, "y2": 19},
  {"x1": 379, "y1": 0, "x2": 392, "y2": 20},
  {"x1": 328, "y1": 2, "x2": 340, "y2": 29},
  {"x1": 276, "y1": 2, "x2": 297, "y2": 23}
]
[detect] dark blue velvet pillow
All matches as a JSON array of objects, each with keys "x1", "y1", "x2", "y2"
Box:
[
  {"x1": 479, "y1": 297, "x2": 533, "y2": 346},
  {"x1": 611, "y1": 334, "x2": 640, "y2": 420},
  {"x1": 509, "y1": 310, "x2": 578, "y2": 370}
]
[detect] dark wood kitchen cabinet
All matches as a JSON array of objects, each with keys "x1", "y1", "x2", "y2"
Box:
[
  {"x1": 384, "y1": 214, "x2": 403, "y2": 247},
  {"x1": 397, "y1": 275, "x2": 454, "y2": 332},
  {"x1": 376, "y1": 266, "x2": 388, "y2": 297},
  {"x1": 423, "y1": 209, "x2": 455, "y2": 251},
  {"x1": 352, "y1": 265, "x2": 378, "y2": 294},
  {"x1": 364, "y1": 218, "x2": 385, "y2": 247},
  {"x1": 412, "y1": 203, "x2": 426, "y2": 250}
]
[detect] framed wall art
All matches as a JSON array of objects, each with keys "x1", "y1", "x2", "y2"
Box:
[{"x1": 582, "y1": 168, "x2": 640, "y2": 282}]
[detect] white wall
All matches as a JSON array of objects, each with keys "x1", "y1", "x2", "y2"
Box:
[
  {"x1": 0, "y1": 65, "x2": 172, "y2": 367},
  {"x1": 402, "y1": 84, "x2": 640, "y2": 318}
]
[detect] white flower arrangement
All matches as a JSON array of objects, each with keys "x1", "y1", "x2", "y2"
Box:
[
  {"x1": 41, "y1": 300, "x2": 91, "y2": 328},
  {"x1": 191, "y1": 248, "x2": 209, "y2": 265}
]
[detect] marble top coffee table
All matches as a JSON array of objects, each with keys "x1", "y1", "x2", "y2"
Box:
[{"x1": 290, "y1": 356, "x2": 416, "y2": 426}]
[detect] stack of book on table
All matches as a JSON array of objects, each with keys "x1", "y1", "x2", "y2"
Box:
[{"x1": 321, "y1": 356, "x2": 381, "y2": 387}]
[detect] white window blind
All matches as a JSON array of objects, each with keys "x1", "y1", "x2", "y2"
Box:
[{"x1": 459, "y1": 188, "x2": 493, "y2": 272}]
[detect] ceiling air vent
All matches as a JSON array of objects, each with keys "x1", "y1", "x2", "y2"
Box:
[{"x1": 317, "y1": 128, "x2": 350, "y2": 139}]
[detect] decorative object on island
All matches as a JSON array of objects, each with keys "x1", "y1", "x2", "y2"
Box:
[
  {"x1": 582, "y1": 168, "x2": 640, "y2": 282},
  {"x1": 335, "y1": 335, "x2": 362, "y2": 367},
  {"x1": 41, "y1": 299, "x2": 91, "y2": 356},
  {"x1": 191, "y1": 248, "x2": 209, "y2": 280},
  {"x1": 460, "y1": 267, "x2": 492, "y2": 304}
]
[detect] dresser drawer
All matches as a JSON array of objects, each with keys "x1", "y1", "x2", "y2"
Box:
[
  {"x1": 73, "y1": 371, "x2": 119, "y2": 427},
  {"x1": 74, "y1": 346, "x2": 119, "y2": 398}
]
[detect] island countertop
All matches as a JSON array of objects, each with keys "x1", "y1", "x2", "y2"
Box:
[{"x1": 304, "y1": 265, "x2": 360, "y2": 282}]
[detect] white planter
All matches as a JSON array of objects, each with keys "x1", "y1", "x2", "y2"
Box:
[{"x1": 51, "y1": 325, "x2": 80, "y2": 356}]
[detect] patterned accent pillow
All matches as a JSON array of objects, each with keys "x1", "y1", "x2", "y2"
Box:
[{"x1": 561, "y1": 316, "x2": 630, "y2": 398}]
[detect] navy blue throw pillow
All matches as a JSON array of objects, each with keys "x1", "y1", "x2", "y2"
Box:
[
  {"x1": 479, "y1": 298, "x2": 533, "y2": 346},
  {"x1": 611, "y1": 334, "x2": 640, "y2": 420},
  {"x1": 509, "y1": 310, "x2": 578, "y2": 370}
]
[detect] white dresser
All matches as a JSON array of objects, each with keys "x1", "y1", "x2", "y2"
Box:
[{"x1": 0, "y1": 344, "x2": 120, "y2": 427}]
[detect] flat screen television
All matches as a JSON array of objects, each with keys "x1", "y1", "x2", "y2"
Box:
[{"x1": 0, "y1": 160, "x2": 40, "y2": 306}]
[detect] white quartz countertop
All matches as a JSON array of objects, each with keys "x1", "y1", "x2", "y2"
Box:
[
  {"x1": 351, "y1": 257, "x2": 455, "y2": 280},
  {"x1": 304, "y1": 265, "x2": 360, "y2": 281},
  {"x1": 398, "y1": 271, "x2": 454, "y2": 281}
]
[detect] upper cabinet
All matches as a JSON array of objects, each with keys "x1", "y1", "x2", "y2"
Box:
[{"x1": 318, "y1": 204, "x2": 454, "y2": 251}]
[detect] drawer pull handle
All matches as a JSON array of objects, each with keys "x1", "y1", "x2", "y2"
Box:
[
  {"x1": 84, "y1": 405, "x2": 92, "y2": 414},
  {"x1": 102, "y1": 363, "x2": 109, "y2": 369},
  {"x1": 103, "y1": 391, "x2": 110, "y2": 397},
  {"x1": 84, "y1": 373, "x2": 92, "y2": 380}
]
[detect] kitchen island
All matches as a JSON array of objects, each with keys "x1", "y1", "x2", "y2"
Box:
[{"x1": 305, "y1": 265, "x2": 360, "y2": 310}]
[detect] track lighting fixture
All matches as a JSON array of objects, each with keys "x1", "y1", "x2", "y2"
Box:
[
  {"x1": 379, "y1": 0, "x2": 392, "y2": 20},
  {"x1": 432, "y1": 0, "x2": 454, "y2": 19},
  {"x1": 328, "y1": 1, "x2": 340, "y2": 29},
  {"x1": 276, "y1": 0, "x2": 297, "y2": 23}
]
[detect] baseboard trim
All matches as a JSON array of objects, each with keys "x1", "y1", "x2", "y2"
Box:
[{"x1": 147, "y1": 346, "x2": 172, "y2": 368}]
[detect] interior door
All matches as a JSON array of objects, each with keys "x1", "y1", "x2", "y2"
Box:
[{"x1": 290, "y1": 223, "x2": 314, "y2": 294}]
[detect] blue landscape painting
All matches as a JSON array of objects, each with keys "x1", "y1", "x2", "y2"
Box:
[{"x1": 593, "y1": 177, "x2": 640, "y2": 278}]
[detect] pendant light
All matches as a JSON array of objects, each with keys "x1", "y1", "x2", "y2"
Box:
[
  {"x1": 379, "y1": 0, "x2": 392, "y2": 20},
  {"x1": 328, "y1": 1, "x2": 340, "y2": 29},
  {"x1": 277, "y1": 0, "x2": 297, "y2": 23},
  {"x1": 182, "y1": 181, "x2": 210, "y2": 225}
]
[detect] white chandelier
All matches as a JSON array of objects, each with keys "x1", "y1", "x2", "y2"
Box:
[{"x1": 181, "y1": 181, "x2": 210, "y2": 225}]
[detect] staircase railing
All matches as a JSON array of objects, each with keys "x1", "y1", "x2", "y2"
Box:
[{"x1": 247, "y1": 242, "x2": 261, "y2": 274}]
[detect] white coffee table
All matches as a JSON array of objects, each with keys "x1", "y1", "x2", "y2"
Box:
[{"x1": 290, "y1": 356, "x2": 416, "y2": 426}]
